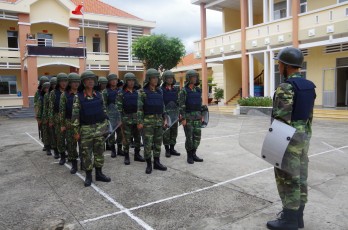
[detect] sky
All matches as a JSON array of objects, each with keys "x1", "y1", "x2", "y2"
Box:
[{"x1": 104, "y1": 0, "x2": 223, "y2": 54}]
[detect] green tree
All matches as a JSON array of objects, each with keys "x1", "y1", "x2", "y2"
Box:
[{"x1": 132, "y1": 34, "x2": 186, "y2": 70}]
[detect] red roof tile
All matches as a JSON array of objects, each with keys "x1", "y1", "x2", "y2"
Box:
[{"x1": 177, "y1": 53, "x2": 202, "y2": 67}]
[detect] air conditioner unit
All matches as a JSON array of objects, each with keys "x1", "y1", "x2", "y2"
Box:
[
  {"x1": 220, "y1": 47, "x2": 224, "y2": 53},
  {"x1": 327, "y1": 25, "x2": 334, "y2": 33},
  {"x1": 230, "y1": 45, "x2": 235, "y2": 51},
  {"x1": 210, "y1": 49, "x2": 215, "y2": 55},
  {"x1": 278, "y1": 35, "x2": 284, "y2": 42},
  {"x1": 308, "y1": 29, "x2": 315, "y2": 37},
  {"x1": 252, "y1": 40, "x2": 258, "y2": 47},
  {"x1": 264, "y1": 38, "x2": 270, "y2": 45},
  {"x1": 195, "y1": 52, "x2": 201, "y2": 58},
  {"x1": 77, "y1": 36, "x2": 85, "y2": 43}
]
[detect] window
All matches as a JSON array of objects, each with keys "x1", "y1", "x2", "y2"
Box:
[
  {"x1": 339, "y1": 0, "x2": 348, "y2": 3},
  {"x1": 93, "y1": 37, "x2": 101, "y2": 53},
  {"x1": 7, "y1": 31, "x2": 18, "y2": 50},
  {"x1": 0, "y1": 76, "x2": 17, "y2": 95},
  {"x1": 274, "y1": 1, "x2": 287, "y2": 20},
  {"x1": 37, "y1": 33, "x2": 53, "y2": 47},
  {"x1": 300, "y1": 0, "x2": 307, "y2": 13}
]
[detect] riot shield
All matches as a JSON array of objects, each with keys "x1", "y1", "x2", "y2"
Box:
[
  {"x1": 239, "y1": 109, "x2": 348, "y2": 199},
  {"x1": 104, "y1": 103, "x2": 122, "y2": 142},
  {"x1": 163, "y1": 101, "x2": 179, "y2": 132},
  {"x1": 201, "y1": 105, "x2": 209, "y2": 128}
]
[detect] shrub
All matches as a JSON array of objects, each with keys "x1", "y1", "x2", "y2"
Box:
[
  {"x1": 214, "y1": 87, "x2": 224, "y2": 101},
  {"x1": 238, "y1": 97, "x2": 273, "y2": 107}
]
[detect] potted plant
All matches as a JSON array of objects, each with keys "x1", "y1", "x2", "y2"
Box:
[{"x1": 213, "y1": 87, "x2": 224, "y2": 104}]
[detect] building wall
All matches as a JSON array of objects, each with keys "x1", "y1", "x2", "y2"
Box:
[
  {"x1": 304, "y1": 46, "x2": 348, "y2": 106},
  {"x1": 30, "y1": 0, "x2": 70, "y2": 27},
  {"x1": 223, "y1": 59, "x2": 242, "y2": 101},
  {"x1": 0, "y1": 20, "x2": 18, "y2": 47},
  {"x1": 306, "y1": 0, "x2": 338, "y2": 11},
  {"x1": 37, "y1": 65, "x2": 71, "y2": 77},
  {"x1": 83, "y1": 28, "x2": 107, "y2": 53},
  {"x1": 223, "y1": 8, "x2": 241, "y2": 32},
  {"x1": 30, "y1": 23, "x2": 69, "y2": 45}
]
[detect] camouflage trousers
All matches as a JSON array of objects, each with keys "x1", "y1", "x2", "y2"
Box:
[
  {"x1": 80, "y1": 122, "x2": 106, "y2": 171},
  {"x1": 183, "y1": 119, "x2": 201, "y2": 152},
  {"x1": 64, "y1": 120, "x2": 78, "y2": 161},
  {"x1": 123, "y1": 123, "x2": 141, "y2": 154},
  {"x1": 275, "y1": 134, "x2": 310, "y2": 210},
  {"x1": 107, "y1": 127, "x2": 123, "y2": 146},
  {"x1": 143, "y1": 115, "x2": 163, "y2": 160},
  {"x1": 41, "y1": 122, "x2": 50, "y2": 146},
  {"x1": 55, "y1": 118, "x2": 66, "y2": 154},
  {"x1": 163, "y1": 122, "x2": 178, "y2": 146}
]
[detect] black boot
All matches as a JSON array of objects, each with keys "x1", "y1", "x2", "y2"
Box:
[
  {"x1": 80, "y1": 158, "x2": 85, "y2": 171},
  {"x1": 42, "y1": 146, "x2": 46, "y2": 151},
  {"x1": 134, "y1": 149, "x2": 145, "y2": 162},
  {"x1": 59, "y1": 152, "x2": 66, "y2": 165},
  {"x1": 84, "y1": 170, "x2": 92, "y2": 187},
  {"x1": 153, "y1": 157, "x2": 167, "y2": 171},
  {"x1": 45, "y1": 146, "x2": 52, "y2": 156},
  {"x1": 165, "y1": 145, "x2": 171, "y2": 158},
  {"x1": 110, "y1": 144, "x2": 116, "y2": 158},
  {"x1": 117, "y1": 144, "x2": 125, "y2": 156},
  {"x1": 53, "y1": 148, "x2": 60, "y2": 159},
  {"x1": 298, "y1": 205, "x2": 305, "y2": 229},
  {"x1": 145, "y1": 159, "x2": 152, "y2": 174},
  {"x1": 192, "y1": 149, "x2": 203, "y2": 162},
  {"x1": 95, "y1": 167, "x2": 111, "y2": 182},
  {"x1": 105, "y1": 143, "x2": 111, "y2": 150},
  {"x1": 187, "y1": 150, "x2": 194, "y2": 164},
  {"x1": 124, "y1": 152, "x2": 130, "y2": 165},
  {"x1": 130, "y1": 139, "x2": 135, "y2": 148},
  {"x1": 70, "y1": 160, "x2": 78, "y2": 174},
  {"x1": 170, "y1": 145, "x2": 180, "y2": 156},
  {"x1": 267, "y1": 209, "x2": 298, "y2": 230}
]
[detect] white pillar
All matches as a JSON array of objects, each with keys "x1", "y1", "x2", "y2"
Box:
[
  {"x1": 286, "y1": 0, "x2": 291, "y2": 17},
  {"x1": 270, "y1": 50, "x2": 275, "y2": 95},
  {"x1": 263, "y1": 0, "x2": 269, "y2": 23},
  {"x1": 269, "y1": 0, "x2": 274, "y2": 22},
  {"x1": 249, "y1": 53, "x2": 255, "y2": 97},
  {"x1": 264, "y1": 51, "x2": 270, "y2": 97},
  {"x1": 248, "y1": 0, "x2": 253, "y2": 27}
]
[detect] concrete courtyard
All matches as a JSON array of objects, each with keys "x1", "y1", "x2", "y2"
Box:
[{"x1": 0, "y1": 113, "x2": 347, "y2": 230}]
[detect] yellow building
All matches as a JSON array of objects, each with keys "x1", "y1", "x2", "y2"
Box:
[
  {"x1": 192, "y1": 0, "x2": 348, "y2": 108},
  {"x1": 0, "y1": 0, "x2": 155, "y2": 108}
]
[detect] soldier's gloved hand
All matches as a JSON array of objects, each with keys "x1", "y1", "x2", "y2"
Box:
[
  {"x1": 163, "y1": 119, "x2": 168, "y2": 128},
  {"x1": 181, "y1": 119, "x2": 187, "y2": 126},
  {"x1": 61, "y1": 126, "x2": 66, "y2": 132},
  {"x1": 137, "y1": 124, "x2": 143, "y2": 130}
]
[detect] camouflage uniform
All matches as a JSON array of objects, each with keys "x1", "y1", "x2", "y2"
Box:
[
  {"x1": 48, "y1": 73, "x2": 68, "y2": 161},
  {"x1": 267, "y1": 47, "x2": 316, "y2": 230},
  {"x1": 72, "y1": 70, "x2": 111, "y2": 187},
  {"x1": 37, "y1": 82, "x2": 51, "y2": 154},
  {"x1": 138, "y1": 68, "x2": 167, "y2": 174},
  {"x1": 179, "y1": 70, "x2": 204, "y2": 164},
  {"x1": 272, "y1": 72, "x2": 313, "y2": 210},
  {"x1": 161, "y1": 70, "x2": 180, "y2": 157},
  {"x1": 34, "y1": 76, "x2": 49, "y2": 147},
  {"x1": 42, "y1": 88, "x2": 51, "y2": 153},
  {"x1": 117, "y1": 72, "x2": 145, "y2": 165}
]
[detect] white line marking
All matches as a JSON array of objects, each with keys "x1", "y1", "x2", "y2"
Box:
[
  {"x1": 80, "y1": 145, "x2": 348, "y2": 224},
  {"x1": 25, "y1": 132, "x2": 154, "y2": 230},
  {"x1": 321, "y1": 141, "x2": 344, "y2": 153}
]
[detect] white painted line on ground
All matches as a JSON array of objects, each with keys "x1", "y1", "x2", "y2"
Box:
[
  {"x1": 25, "y1": 132, "x2": 154, "y2": 230},
  {"x1": 80, "y1": 144, "x2": 348, "y2": 224},
  {"x1": 321, "y1": 141, "x2": 344, "y2": 153}
]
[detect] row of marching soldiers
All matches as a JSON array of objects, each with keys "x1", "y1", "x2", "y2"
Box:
[{"x1": 34, "y1": 68, "x2": 204, "y2": 187}]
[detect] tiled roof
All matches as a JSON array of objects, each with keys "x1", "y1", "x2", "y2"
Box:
[
  {"x1": 4, "y1": 0, "x2": 142, "y2": 20},
  {"x1": 176, "y1": 53, "x2": 202, "y2": 67}
]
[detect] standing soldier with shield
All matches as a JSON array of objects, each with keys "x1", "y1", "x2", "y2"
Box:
[
  {"x1": 117, "y1": 72, "x2": 145, "y2": 165},
  {"x1": 72, "y1": 70, "x2": 111, "y2": 187},
  {"x1": 49, "y1": 73, "x2": 68, "y2": 163},
  {"x1": 59, "y1": 73, "x2": 80, "y2": 174},
  {"x1": 37, "y1": 82, "x2": 51, "y2": 155},
  {"x1": 161, "y1": 70, "x2": 181, "y2": 158},
  {"x1": 137, "y1": 68, "x2": 167, "y2": 174},
  {"x1": 102, "y1": 73, "x2": 122, "y2": 158},
  {"x1": 266, "y1": 47, "x2": 316, "y2": 230},
  {"x1": 34, "y1": 76, "x2": 49, "y2": 150},
  {"x1": 179, "y1": 70, "x2": 204, "y2": 164}
]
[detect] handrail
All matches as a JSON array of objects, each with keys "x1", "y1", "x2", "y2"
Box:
[{"x1": 254, "y1": 70, "x2": 264, "y2": 85}]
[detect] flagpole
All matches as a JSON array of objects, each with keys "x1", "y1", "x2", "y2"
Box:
[{"x1": 82, "y1": 0, "x2": 86, "y2": 70}]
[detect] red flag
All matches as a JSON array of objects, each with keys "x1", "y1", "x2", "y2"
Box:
[{"x1": 72, "y1": 5, "x2": 83, "y2": 15}]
